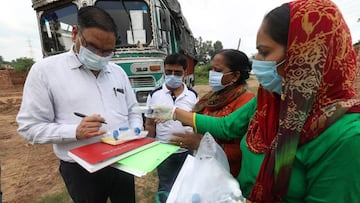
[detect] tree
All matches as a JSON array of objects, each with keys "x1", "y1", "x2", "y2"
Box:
[
  {"x1": 209, "y1": 40, "x2": 223, "y2": 58},
  {"x1": 11, "y1": 57, "x2": 35, "y2": 72},
  {"x1": 195, "y1": 37, "x2": 211, "y2": 64},
  {"x1": 0, "y1": 55, "x2": 12, "y2": 69},
  {"x1": 0, "y1": 56, "x2": 4, "y2": 69},
  {"x1": 195, "y1": 37, "x2": 223, "y2": 65}
]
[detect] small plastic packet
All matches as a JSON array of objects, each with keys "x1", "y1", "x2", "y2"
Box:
[
  {"x1": 132, "y1": 104, "x2": 175, "y2": 120},
  {"x1": 131, "y1": 105, "x2": 154, "y2": 115},
  {"x1": 101, "y1": 127, "x2": 147, "y2": 145}
]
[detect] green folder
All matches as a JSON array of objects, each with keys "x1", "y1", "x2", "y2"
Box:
[{"x1": 112, "y1": 143, "x2": 180, "y2": 177}]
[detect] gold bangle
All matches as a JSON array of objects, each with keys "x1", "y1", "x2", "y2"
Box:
[{"x1": 192, "y1": 113, "x2": 197, "y2": 132}]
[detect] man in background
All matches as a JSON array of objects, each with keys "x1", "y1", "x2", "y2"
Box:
[{"x1": 145, "y1": 53, "x2": 198, "y2": 203}]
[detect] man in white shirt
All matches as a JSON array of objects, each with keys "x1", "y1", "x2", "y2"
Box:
[
  {"x1": 16, "y1": 6, "x2": 142, "y2": 203},
  {"x1": 145, "y1": 53, "x2": 198, "y2": 203}
]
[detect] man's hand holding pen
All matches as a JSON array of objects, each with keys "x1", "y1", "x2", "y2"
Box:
[{"x1": 74, "y1": 113, "x2": 107, "y2": 140}]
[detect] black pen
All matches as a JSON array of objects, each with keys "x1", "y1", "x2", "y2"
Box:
[
  {"x1": 73, "y1": 112, "x2": 107, "y2": 124},
  {"x1": 113, "y1": 87, "x2": 117, "y2": 96}
]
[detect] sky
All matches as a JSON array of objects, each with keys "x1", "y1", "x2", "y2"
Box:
[{"x1": 0, "y1": 0, "x2": 359, "y2": 62}]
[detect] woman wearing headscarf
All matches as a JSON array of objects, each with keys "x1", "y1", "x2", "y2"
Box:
[
  {"x1": 151, "y1": 0, "x2": 360, "y2": 202},
  {"x1": 182, "y1": 49, "x2": 254, "y2": 177}
]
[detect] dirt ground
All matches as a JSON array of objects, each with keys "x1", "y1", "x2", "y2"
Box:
[
  {"x1": 0, "y1": 81, "x2": 258, "y2": 203},
  {"x1": 0, "y1": 86, "x2": 64, "y2": 203}
]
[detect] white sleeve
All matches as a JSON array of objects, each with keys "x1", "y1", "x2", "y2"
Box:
[
  {"x1": 16, "y1": 63, "x2": 77, "y2": 144},
  {"x1": 123, "y1": 73, "x2": 143, "y2": 130}
]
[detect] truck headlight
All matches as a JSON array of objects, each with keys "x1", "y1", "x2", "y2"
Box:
[{"x1": 136, "y1": 91, "x2": 150, "y2": 103}]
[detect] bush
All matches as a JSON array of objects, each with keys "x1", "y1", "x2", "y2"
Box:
[
  {"x1": 12, "y1": 57, "x2": 35, "y2": 72},
  {"x1": 195, "y1": 63, "x2": 211, "y2": 85}
]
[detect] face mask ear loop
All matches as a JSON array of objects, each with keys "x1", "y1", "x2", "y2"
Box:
[
  {"x1": 222, "y1": 71, "x2": 235, "y2": 87},
  {"x1": 276, "y1": 59, "x2": 286, "y2": 68},
  {"x1": 223, "y1": 71, "x2": 233, "y2": 76},
  {"x1": 76, "y1": 32, "x2": 84, "y2": 56}
]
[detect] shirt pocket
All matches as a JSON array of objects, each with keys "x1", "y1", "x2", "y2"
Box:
[{"x1": 103, "y1": 86, "x2": 129, "y2": 117}]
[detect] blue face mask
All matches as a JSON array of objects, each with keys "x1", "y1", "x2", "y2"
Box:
[
  {"x1": 77, "y1": 45, "x2": 112, "y2": 71},
  {"x1": 209, "y1": 70, "x2": 232, "y2": 92},
  {"x1": 165, "y1": 75, "x2": 183, "y2": 88},
  {"x1": 252, "y1": 59, "x2": 285, "y2": 94}
]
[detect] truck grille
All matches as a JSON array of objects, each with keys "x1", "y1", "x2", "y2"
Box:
[{"x1": 129, "y1": 76, "x2": 155, "y2": 88}]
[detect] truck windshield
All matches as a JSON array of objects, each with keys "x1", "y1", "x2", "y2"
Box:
[
  {"x1": 39, "y1": 4, "x2": 77, "y2": 56},
  {"x1": 96, "y1": 0, "x2": 152, "y2": 48},
  {"x1": 39, "y1": 0, "x2": 152, "y2": 56}
]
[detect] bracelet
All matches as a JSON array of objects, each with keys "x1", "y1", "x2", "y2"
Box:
[{"x1": 192, "y1": 113, "x2": 197, "y2": 131}]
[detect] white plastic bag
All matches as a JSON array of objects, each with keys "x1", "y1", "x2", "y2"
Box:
[{"x1": 167, "y1": 132, "x2": 244, "y2": 203}]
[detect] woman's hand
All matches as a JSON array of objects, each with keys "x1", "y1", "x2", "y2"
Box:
[
  {"x1": 147, "y1": 105, "x2": 176, "y2": 120},
  {"x1": 170, "y1": 131, "x2": 203, "y2": 150}
]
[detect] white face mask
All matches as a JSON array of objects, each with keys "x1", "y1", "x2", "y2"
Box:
[
  {"x1": 208, "y1": 70, "x2": 233, "y2": 92},
  {"x1": 165, "y1": 75, "x2": 183, "y2": 88},
  {"x1": 77, "y1": 45, "x2": 112, "y2": 71}
]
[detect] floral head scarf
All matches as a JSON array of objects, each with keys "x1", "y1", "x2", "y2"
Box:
[{"x1": 247, "y1": 0, "x2": 360, "y2": 201}]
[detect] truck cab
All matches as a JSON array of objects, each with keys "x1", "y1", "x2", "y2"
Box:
[{"x1": 31, "y1": 0, "x2": 197, "y2": 104}]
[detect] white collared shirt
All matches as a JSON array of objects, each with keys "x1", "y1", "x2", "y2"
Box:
[
  {"x1": 146, "y1": 83, "x2": 198, "y2": 152},
  {"x1": 16, "y1": 48, "x2": 143, "y2": 162}
]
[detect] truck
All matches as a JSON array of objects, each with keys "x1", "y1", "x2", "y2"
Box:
[{"x1": 31, "y1": 0, "x2": 197, "y2": 104}]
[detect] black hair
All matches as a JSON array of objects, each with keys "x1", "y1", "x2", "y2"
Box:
[
  {"x1": 215, "y1": 49, "x2": 251, "y2": 85},
  {"x1": 263, "y1": 3, "x2": 290, "y2": 47},
  {"x1": 78, "y1": 6, "x2": 118, "y2": 38},
  {"x1": 164, "y1": 53, "x2": 188, "y2": 70}
]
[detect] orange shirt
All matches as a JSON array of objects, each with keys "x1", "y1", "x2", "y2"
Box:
[{"x1": 197, "y1": 88, "x2": 255, "y2": 177}]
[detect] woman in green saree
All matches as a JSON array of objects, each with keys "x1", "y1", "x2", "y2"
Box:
[{"x1": 151, "y1": 0, "x2": 360, "y2": 202}]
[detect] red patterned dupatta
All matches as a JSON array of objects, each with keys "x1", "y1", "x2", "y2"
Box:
[{"x1": 247, "y1": 0, "x2": 360, "y2": 202}]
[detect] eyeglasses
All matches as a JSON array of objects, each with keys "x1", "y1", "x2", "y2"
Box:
[
  {"x1": 79, "y1": 32, "x2": 114, "y2": 57},
  {"x1": 165, "y1": 69, "x2": 184, "y2": 76}
]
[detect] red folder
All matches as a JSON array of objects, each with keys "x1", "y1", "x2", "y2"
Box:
[{"x1": 68, "y1": 137, "x2": 158, "y2": 173}]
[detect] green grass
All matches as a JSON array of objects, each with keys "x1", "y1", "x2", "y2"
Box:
[
  {"x1": 33, "y1": 189, "x2": 72, "y2": 203},
  {"x1": 33, "y1": 189, "x2": 115, "y2": 203},
  {"x1": 34, "y1": 170, "x2": 159, "y2": 203},
  {"x1": 33, "y1": 185, "x2": 156, "y2": 203},
  {"x1": 194, "y1": 64, "x2": 210, "y2": 86},
  {"x1": 194, "y1": 76, "x2": 208, "y2": 85}
]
